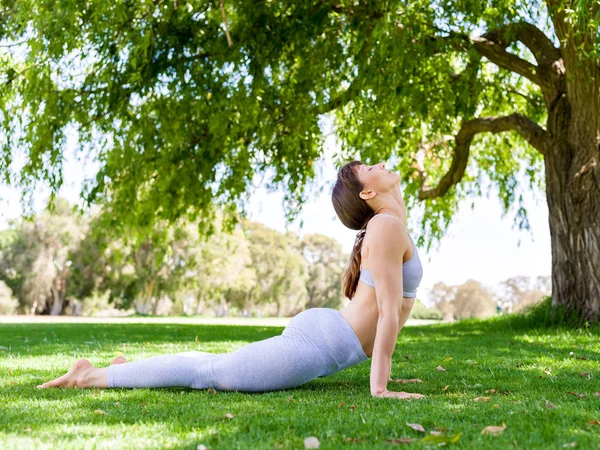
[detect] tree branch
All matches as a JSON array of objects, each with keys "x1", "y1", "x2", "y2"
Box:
[
  {"x1": 469, "y1": 35, "x2": 545, "y2": 86},
  {"x1": 437, "y1": 21, "x2": 562, "y2": 89},
  {"x1": 482, "y1": 22, "x2": 561, "y2": 68},
  {"x1": 417, "y1": 114, "x2": 553, "y2": 200}
]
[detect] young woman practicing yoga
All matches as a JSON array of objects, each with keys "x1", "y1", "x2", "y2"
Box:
[{"x1": 37, "y1": 160, "x2": 425, "y2": 399}]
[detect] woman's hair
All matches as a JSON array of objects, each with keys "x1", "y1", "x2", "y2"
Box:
[{"x1": 331, "y1": 160, "x2": 376, "y2": 300}]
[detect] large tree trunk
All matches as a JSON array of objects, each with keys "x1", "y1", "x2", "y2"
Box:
[
  {"x1": 545, "y1": 160, "x2": 600, "y2": 321},
  {"x1": 543, "y1": 39, "x2": 600, "y2": 321}
]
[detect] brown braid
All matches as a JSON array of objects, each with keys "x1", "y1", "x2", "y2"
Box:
[{"x1": 331, "y1": 160, "x2": 376, "y2": 300}]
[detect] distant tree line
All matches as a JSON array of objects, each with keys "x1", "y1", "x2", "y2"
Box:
[
  {"x1": 0, "y1": 198, "x2": 347, "y2": 317},
  {"x1": 429, "y1": 277, "x2": 551, "y2": 321},
  {"x1": 0, "y1": 198, "x2": 551, "y2": 319}
]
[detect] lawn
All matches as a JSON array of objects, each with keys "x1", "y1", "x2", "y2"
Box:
[{"x1": 1, "y1": 314, "x2": 599, "y2": 449}]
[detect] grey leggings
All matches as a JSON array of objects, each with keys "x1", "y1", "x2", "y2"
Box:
[{"x1": 107, "y1": 308, "x2": 369, "y2": 392}]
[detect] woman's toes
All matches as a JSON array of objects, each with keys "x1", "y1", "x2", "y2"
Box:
[{"x1": 110, "y1": 356, "x2": 128, "y2": 365}]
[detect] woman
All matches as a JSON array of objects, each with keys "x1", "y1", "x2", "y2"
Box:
[{"x1": 37, "y1": 160, "x2": 425, "y2": 400}]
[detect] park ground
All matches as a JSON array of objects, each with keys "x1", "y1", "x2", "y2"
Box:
[{"x1": 0, "y1": 313, "x2": 598, "y2": 449}]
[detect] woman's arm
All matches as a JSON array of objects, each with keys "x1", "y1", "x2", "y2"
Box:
[
  {"x1": 364, "y1": 216, "x2": 409, "y2": 396},
  {"x1": 388, "y1": 298, "x2": 416, "y2": 381}
]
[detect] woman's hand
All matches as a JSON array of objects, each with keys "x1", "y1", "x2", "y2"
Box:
[{"x1": 372, "y1": 390, "x2": 425, "y2": 399}]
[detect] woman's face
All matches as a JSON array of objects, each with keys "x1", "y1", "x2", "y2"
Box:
[{"x1": 355, "y1": 162, "x2": 400, "y2": 195}]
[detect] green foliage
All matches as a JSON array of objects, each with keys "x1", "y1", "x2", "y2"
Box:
[
  {"x1": 516, "y1": 296, "x2": 595, "y2": 329},
  {"x1": 409, "y1": 299, "x2": 443, "y2": 320},
  {"x1": 2, "y1": 0, "x2": 596, "y2": 246},
  {"x1": 0, "y1": 280, "x2": 18, "y2": 314}
]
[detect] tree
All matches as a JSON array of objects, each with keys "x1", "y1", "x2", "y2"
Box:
[
  {"x1": 452, "y1": 280, "x2": 496, "y2": 319},
  {"x1": 243, "y1": 221, "x2": 309, "y2": 316},
  {"x1": 429, "y1": 282, "x2": 456, "y2": 321},
  {"x1": 300, "y1": 233, "x2": 347, "y2": 309},
  {"x1": 498, "y1": 275, "x2": 551, "y2": 312},
  {"x1": 0, "y1": 280, "x2": 18, "y2": 315},
  {"x1": 0, "y1": 198, "x2": 87, "y2": 315},
  {"x1": 2, "y1": 1, "x2": 598, "y2": 320},
  {"x1": 430, "y1": 280, "x2": 496, "y2": 320}
]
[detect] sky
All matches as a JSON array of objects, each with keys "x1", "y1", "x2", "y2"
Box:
[{"x1": 0, "y1": 118, "x2": 552, "y2": 306}]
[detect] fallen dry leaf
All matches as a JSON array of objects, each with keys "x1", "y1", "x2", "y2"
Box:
[
  {"x1": 589, "y1": 420, "x2": 600, "y2": 425},
  {"x1": 567, "y1": 392, "x2": 586, "y2": 398},
  {"x1": 430, "y1": 431, "x2": 441, "y2": 436},
  {"x1": 337, "y1": 402, "x2": 346, "y2": 408},
  {"x1": 208, "y1": 388, "x2": 216, "y2": 395},
  {"x1": 346, "y1": 437, "x2": 364, "y2": 443},
  {"x1": 474, "y1": 397, "x2": 491, "y2": 402},
  {"x1": 386, "y1": 438, "x2": 416, "y2": 444},
  {"x1": 394, "y1": 378, "x2": 423, "y2": 384},
  {"x1": 224, "y1": 413, "x2": 234, "y2": 419},
  {"x1": 578, "y1": 372, "x2": 589, "y2": 378},
  {"x1": 544, "y1": 402, "x2": 555, "y2": 409},
  {"x1": 441, "y1": 385, "x2": 449, "y2": 392},
  {"x1": 349, "y1": 405, "x2": 357, "y2": 411},
  {"x1": 304, "y1": 437, "x2": 320, "y2": 449},
  {"x1": 435, "y1": 366, "x2": 446, "y2": 372},
  {"x1": 485, "y1": 389, "x2": 498, "y2": 394},
  {"x1": 481, "y1": 424, "x2": 506, "y2": 435},
  {"x1": 493, "y1": 404, "x2": 499, "y2": 408},
  {"x1": 94, "y1": 409, "x2": 108, "y2": 415},
  {"x1": 406, "y1": 422, "x2": 425, "y2": 433}
]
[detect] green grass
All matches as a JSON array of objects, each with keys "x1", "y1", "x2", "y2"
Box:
[{"x1": 1, "y1": 314, "x2": 599, "y2": 449}]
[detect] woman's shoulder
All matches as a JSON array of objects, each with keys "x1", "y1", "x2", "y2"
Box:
[{"x1": 363, "y1": 215, "x2": 410, "y2": 256}]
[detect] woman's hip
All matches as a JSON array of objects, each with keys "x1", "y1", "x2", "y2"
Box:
[{"x1": 285, "y1": 308, "x2": 368, "y2": 375}]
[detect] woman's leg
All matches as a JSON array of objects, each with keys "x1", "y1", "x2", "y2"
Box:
[{"x1": 38, "y1": 329, "x2": 327, "y2": 392}]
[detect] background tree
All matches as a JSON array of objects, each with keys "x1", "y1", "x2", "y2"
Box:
[
  {"x1": 498, "y1": 275, "x2": 552, "y2": 312},
  {"x1": 300, "y1": 233, "x2": 347, "y2": 309},
  {"x1": 0, "y1": 198, "x2": 86, "y2": 315},
  {"x1": 429, "y1": 282, "x2": 456, "y2": 321},
  {"x1": 452, "y1": 279, "x2": 496, "y2": 319},
  {"x1": 0, "y1": 280, "x2": 18, "y2": 315}
]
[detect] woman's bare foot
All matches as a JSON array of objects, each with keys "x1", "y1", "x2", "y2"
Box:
[
  {"x1": 36, "y1": 358, "x2": 95, "y2": 389},
  {"x1": 110, "y1": 356, "x2": 128, "y2": 365}
]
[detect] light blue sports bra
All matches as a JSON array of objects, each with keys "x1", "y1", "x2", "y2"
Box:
[{"x1": 358, "y1": 214, "x2": 424, "y2": 298}]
